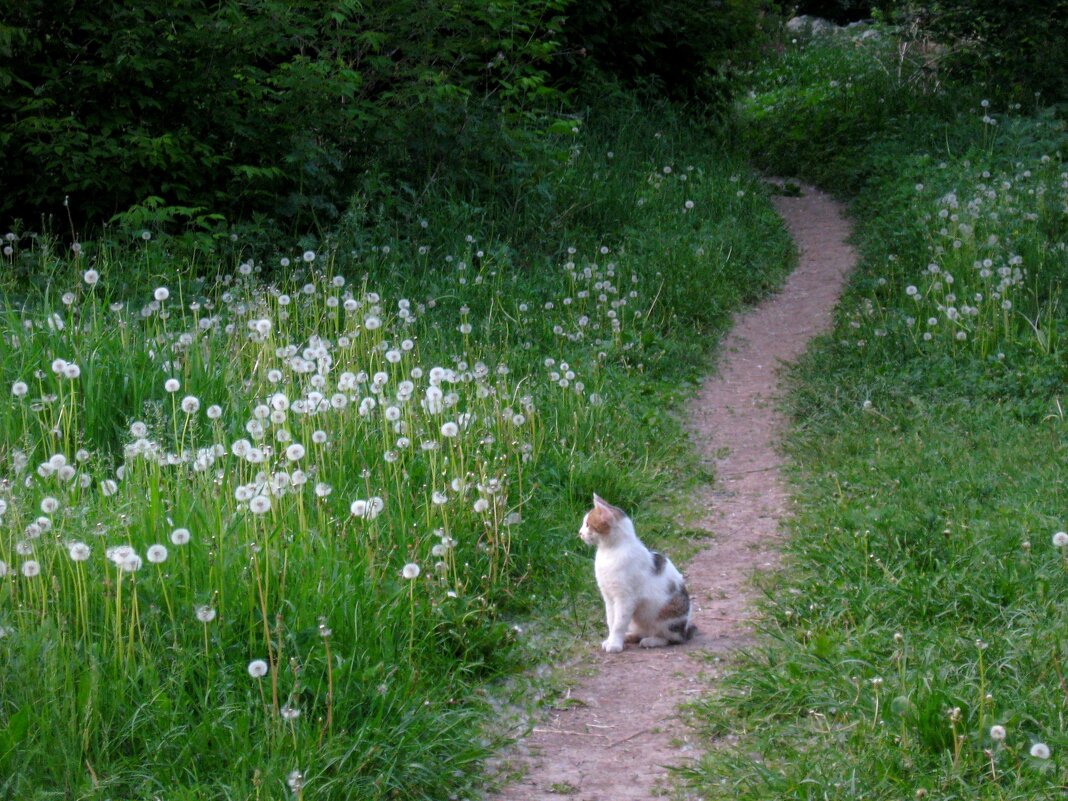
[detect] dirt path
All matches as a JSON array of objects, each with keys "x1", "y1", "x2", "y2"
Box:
[{"x1": 490, "y1": 184, "x2": 856, "y2": 800}]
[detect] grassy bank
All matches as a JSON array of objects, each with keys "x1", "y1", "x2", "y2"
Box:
[
  {"x1": 686, "y1": 30, "x2": 1067, "y2": 801},
  {"x1": 0, "y1": 102, "x2": 792, "y2": 800}
]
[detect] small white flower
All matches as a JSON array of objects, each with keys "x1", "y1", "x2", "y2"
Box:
[
  {"x1": 440, "y1": 422, "x2": 459, "y2": 437},
  {"x1": 83, "y1": 269, "x2": 99, "y2": 285},
  {"x1": 989, "y1": 725, "x2": 1007, "y2": 742},
  {"x1": 170, "y1": 528, "x2": 191, "y2": 545},
  {"x1": 248, "y1": 659, "x2": 269, "y2": 678},
  {"x1": 248, "y1": 495, "x2": 272, "y2": 514},
  {"x1": 280, "y1": 705, "x2": 300, "y2": 721},
  {"x1": 1052, "y1": 531, "x2": 1068, "y2": 548},
  {"x1": 101, "y1": 479, "x2": 119, "y2": 496},
  {"x1": 147, "y1": 544, "x2": 168, "y2": 564},
  {"x1": 11, "y1": 381, "x2": 28, "y2": 398},
  {"x1": 303, "y1": 250, "x2": 316, "y2": 263},
  {"x1": 164, "y1": 378, "x2": 181, "y2": 393},
  {"x1": 285, "y1": 443, "x2": 305, "y2": 461},
  {"x1": 206, "y1": 404, "x2": 223, "y2": 420},
  {"x1": 401, "y1": 562, "x2": 420, "y2": 579},
  {"x1": 1030, "y1": 742, "x2": 1051, "y2": 759},
  {"x1": 68, "y1": 542, "x2": 91, "y2": 562},
  {"x1": 195, "y1": 605, "x2": 216, "y2": 623},
  {"x1": 21, "y1": 560, "x2": 41, "y2": 578},
  {"x1": 40, "y1": 497, "x2": 60, "y2": 514},
  {"x1": 181, "y1": 396, "x2": 201, "y2": 414},
  {"x1": 154, "y1": 286, "x2": 169, "y2": 301},
  {"x1": 473, "y1": 498, "x2": 489, "y2": 513}
]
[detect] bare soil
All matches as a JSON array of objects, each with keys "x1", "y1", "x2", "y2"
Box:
[{"x1": 489, "y1": 184, "x2": 856, "y2": 800}]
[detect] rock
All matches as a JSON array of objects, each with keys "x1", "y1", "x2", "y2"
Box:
[{"x1": 785, "y1": 15, "x2": 838, "y2": 37}]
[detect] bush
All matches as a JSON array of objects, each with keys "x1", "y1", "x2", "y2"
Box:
[
  {"x1": 555, "y1": 0, "x2": 770, "y2": 103},
  {"x1": 0, "y1": 0, "x2": 569, "y2": 228},
  {"x1": 887, "y1": 1, "x2": 1068, "y2": 100}
]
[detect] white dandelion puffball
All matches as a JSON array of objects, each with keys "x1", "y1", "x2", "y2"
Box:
[
  {"x1": 21, "y1": 560, "x2": 41, "y2": 578},
  {"x1": 40, "y1": 497, "x2": 60, "y2": 514},
  {"x1": 473, "y1": 498, "x2": 490, "y2": 513},
  {"x1": 280, "y1": 705, "x2": 300, "y2": 721},
  {"x1": 195, "y1": 605, "x2": 217, "y2": 623},
  {"x1": 83, "y1": 269, "x2": 99, "y2": 285},
  {"x1": 170, "y1": 527, "x2": 191, "y2": 545},
  {"x1": 248, "y1": 659, "x2": 269, "y2": 678},
  {"x1": 147, "y1": 544, "x2": 168, "y2": 564},
  {"x1": 401, "y1": 563, "x2": 421, "y2": 580},
  {"x1": 248, "y1": 495, "x2": 272, "y2": 514},
  {"x1": 154, "y1": 286, "x2": 169, "y2": 301},
  {"x1": 350, "y1": 499, "x2": 368, "y2": 518},
  {"x1": 206, "y1": 404, "x2": 223, "y2": 420},
  {"x1": 440, "y1": 422, "x2": 459, "y2": 437},
  {"x1": 68, "y1": 542, "x2": 91, "y2": 562},
  {"x1": 303, "y1": 250, "x2": 316, "y2": 263},
  {"x1": 1030, "y1": 742, "x2": 1051, "y2": 759},
  {"x1": 285, "y1": 443, "x2": 305, "y2": 461},
  {"x1": 11, "y1": 381, "x2": 28, "y2": 397},
  {"x1": 989, "y1": 725, "x2": 1006, "y2": 742},
  {"x1": 164, "y1": 378, "x2": 181, "y2": 393},
  {"x1": 180, "y1": 396, "x2": 201, "y2": 414},
  {"x1": 101, "y1": 479, "x2": 119, "y2": 496},
  {"x1": 1053, "y1": 531, "x2": 1068, "y2": 548}
]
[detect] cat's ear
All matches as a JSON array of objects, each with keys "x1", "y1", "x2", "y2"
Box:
[{"x1": 592, "y1": 494, "x2": 620, "y2": 516}]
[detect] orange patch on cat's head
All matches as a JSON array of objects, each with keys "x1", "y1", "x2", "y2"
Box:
[
  {"x1": 587, "y1": 494, "x2": 624, "y2": 535},
  {"x1": 585, "y1": 503, "x2": 616, "y2": 536}
]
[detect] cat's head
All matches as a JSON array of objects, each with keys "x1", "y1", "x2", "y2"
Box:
[{"x1": 578, "y1": 494, "x2": 627, "y2": 546}]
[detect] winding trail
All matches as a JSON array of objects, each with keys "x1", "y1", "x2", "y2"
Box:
[{"x1": 490, "y1": 184, "x2": 856, "y2": 800}]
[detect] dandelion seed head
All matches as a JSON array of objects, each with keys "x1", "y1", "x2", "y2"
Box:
[
  {"x1": 195, "y1": 605, "x2": 216, "y2": 623},
  {"x1": 1030, "y1": 742, "x2": 1051, "y2": 759},
  {"x1": 248, "y1": 659, "x2": 269, "y2": 678}
]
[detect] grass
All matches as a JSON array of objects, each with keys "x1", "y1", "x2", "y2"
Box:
[
  {"x1": 684, "y1": 27, "x2": 1067, "y2": 801},
  {"x1": 0, "y1": 99, "x2": 793, "y2": 800}
]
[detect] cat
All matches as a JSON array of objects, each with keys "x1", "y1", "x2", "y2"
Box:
[{"x1": 578, "y1": 494, "x2": 696, "y2": 653}]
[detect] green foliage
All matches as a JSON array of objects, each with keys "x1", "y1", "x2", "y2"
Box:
[
  {"x1": 687, "y1": 29, "x2": 1067, "y2": 801},
  {"x1": 888, "y1": 0, "x2": 1068, "y2": 101},
  {"x1": 0, "y1": 0, "x2": 569, "y2": 228},
  {"x1": 0, "y1": 103, "x2": 793, "y2": 799},
  {"x1": 556, "y1": 0, "x2": 771, "y2": 102}
]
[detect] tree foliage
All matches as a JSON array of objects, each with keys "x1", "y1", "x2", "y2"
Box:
[{"x1": 0, "y1": 0, "x2": 569, "y2": 227}]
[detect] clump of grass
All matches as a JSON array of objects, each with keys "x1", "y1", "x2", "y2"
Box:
[
  {"x1": 0, "y1": 101, "x2": 792, "y2": 799},
  {"x1": 684, "y1": 24, "x2": 1066, "y2": 801}
]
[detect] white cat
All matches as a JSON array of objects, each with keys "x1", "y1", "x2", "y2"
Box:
[{"x1": 578, "y1": 494, "x2": 696, "y2": 653}]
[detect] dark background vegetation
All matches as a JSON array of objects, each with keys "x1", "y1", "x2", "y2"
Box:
[{"x1": 0, "y1": 0, "x2": 1063, "y2": 235}]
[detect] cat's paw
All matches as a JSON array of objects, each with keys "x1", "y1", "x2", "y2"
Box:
[
  {"x1": 639, "y1": 636, "x2": 668, "y2": 648},
  {"x1": 601, "y1": 639, "x2": 624, "y2": 654}
]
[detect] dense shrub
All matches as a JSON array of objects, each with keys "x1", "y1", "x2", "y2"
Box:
[
  {"x1": 554, "y1": 0, "x2": 770, "y2": 103},
  {"x1": 886, "y1": 1, "x2": 1068, "y2": 100},
  {"x1": 0, "y1": 0, "x2": 568, "y2": 228}
]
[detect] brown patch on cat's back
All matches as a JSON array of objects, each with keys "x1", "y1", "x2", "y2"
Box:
[
  {"x1": 585, "y1": 504, "x2": 617, "y2": 536},
  {"x1": 657, "y1": 585, "x2": 690, "y2": 620}
]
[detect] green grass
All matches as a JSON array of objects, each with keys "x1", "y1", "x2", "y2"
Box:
[
  {"x1": 0, "y1": 99, "x2": 793, "y2": 800},
  {"x1": 684, "y1": 28, "x2": 1067, "y2": 801}
]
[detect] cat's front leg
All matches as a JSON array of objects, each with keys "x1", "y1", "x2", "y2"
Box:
[
  {"x1": 602, "y1": 598, "x2": 636, "y2": 654},
  {"x1": 601, "y1": 594, "x2": 615, "y2": 638}
]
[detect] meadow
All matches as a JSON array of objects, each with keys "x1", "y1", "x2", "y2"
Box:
[
  {"x1": 0, "y1": 106, "x2": 792, "y2": 799},
  {"x1": 686, "y1": 29, "x2": 1068, "y2": 801}
]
